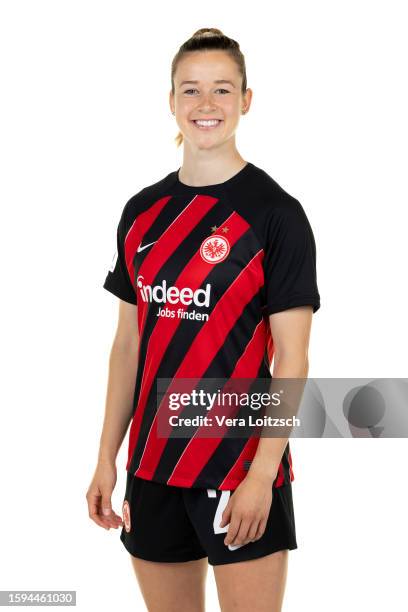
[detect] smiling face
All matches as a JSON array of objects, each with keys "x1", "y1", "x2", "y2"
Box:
[{"x1": 170, "y1": 50, "x2": 251, "y2": 150}]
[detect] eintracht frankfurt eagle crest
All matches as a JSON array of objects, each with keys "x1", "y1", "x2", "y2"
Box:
[{"x1": 200, "y1": 234, "x2": 230, "y2": 264}]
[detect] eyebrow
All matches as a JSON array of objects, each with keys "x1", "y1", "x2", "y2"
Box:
[{"x1": 179, "y1": 79, "x2": 236, "y2": 89}]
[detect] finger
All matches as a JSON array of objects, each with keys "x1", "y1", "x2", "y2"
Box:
[
  {"x1": 101, "y1": 508, "x2": 122, "y2": 529},
  {"x1": 100, "y1": 494, "x2": 119, "y2": 528},
  {"x1": 89, "y1": 505, "x2": 110, "y2": 530},
  {"x1": 87, "y1": 491, "x2": 115, "y2": 530},
  {"x1": 111, "y1": 511, "x2": 124, "y2": 528},
  {"x1": 254, "y1": 518, "x2": 267, "y2": 540},
  {"x1": 224, "y1": 518, "x2": 241, "y2": 545},
  {"x1": 103, "y1": 513, "x2": 122, "y2": 528},
  {"x1": 247, "y1": 518, "x2": 260, "y2": 542},
  {"x1": 105, "y1": 508, "x2": 123, "y2": 523},
  {"x1": 87, "y1": 494, "x2": 109, "y2": 529},
  {"x1": 250, "y1": 518, "x2": 263, "y2": 540},
  {"x1": 219, "y1": 504, "x2": 231, "y2": 528},
  {"x1": 101, "y1": 495, "x2": 113, "y2": 518},
  {"x1": 230, "y1": 519, "x2": 251, "y2": 545}
]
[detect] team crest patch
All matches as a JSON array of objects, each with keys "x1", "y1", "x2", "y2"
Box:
[
  {"x1": 122, "y1": 500, "x2": 131, "y2": 533},
  {"x1": 200, "y1": 234, "x2": 230, "y2": 264}
]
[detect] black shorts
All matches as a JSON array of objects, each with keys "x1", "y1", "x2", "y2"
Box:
[{"x1": 119, "y1": 472, "x2": 297, "y2": 566}]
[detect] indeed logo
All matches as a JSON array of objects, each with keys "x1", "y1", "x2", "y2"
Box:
[{"x1": 136, "y1": 275, "x2": 211, "y2": 308}]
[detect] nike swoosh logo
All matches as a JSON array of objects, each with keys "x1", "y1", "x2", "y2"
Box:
[{"x1": 137, "y1": 241, "x2": 156, "y2": 253}]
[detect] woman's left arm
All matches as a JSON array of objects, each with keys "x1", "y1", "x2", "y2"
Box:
[{"x1": 221, "y1": 305, "x2": 313, "y2": 547}]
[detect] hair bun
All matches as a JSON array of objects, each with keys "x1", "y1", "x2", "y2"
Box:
[{"x1": 192, "y1": 28, "x2": 224, "y2": 38}]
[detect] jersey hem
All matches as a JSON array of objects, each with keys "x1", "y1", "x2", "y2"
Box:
[
  {"x1": 265, "y1": 294, "x2": 320, "y2": 315},
  {"x1": 132, "y1": 468, "x2": 293, "y2": 490},
  {"x1": 103, "y1": 279, "x2": 137, "y2": 305}
]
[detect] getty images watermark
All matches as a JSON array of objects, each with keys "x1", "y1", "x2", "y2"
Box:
[{"x1": 155, "y1": 378, "x2": 408, "y2": 438}]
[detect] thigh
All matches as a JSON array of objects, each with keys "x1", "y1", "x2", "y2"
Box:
[
  {"x1": 130, "y1": 556, "x2": 208, "y2": 612},
  {"x1": 213, "y1": 549, "x2": 288, "y2": 612}
]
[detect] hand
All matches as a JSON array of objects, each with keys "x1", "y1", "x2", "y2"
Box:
[
  {"x1": 220, "y1": 473, "x2": 273, "y2": 547},
  {"x1": 86, "y1": 461, "x2": 124, "y2": 530}
]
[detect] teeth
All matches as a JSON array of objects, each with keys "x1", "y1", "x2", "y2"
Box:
[{"x1": 194, "y1": 120, "x2": 220, "y2": 126}]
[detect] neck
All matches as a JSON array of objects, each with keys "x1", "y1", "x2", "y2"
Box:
[{"x1": 179, "y1": 148, "x2": 247, "y2": 187}]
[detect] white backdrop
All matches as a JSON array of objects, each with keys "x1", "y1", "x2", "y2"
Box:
[{"x1": 1, "y1": 1, "x2": 407, "y2": 610}]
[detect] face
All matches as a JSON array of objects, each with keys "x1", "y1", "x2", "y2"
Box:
[{"x1": 170, "y1": 50, "x2": 252, "y2": 150}]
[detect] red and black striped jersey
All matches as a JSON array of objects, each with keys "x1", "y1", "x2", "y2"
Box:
[{"x1": 103, "y1": 161, "x2": 320, "y2": 490}]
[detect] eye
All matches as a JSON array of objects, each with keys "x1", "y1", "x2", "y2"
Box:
[{"x1": 183, "y1": 88, "x2": 230, "y2": 95}]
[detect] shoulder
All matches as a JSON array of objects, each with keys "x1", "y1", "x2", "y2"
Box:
[
  {"x1": 246, "y1": 163, "x2": 306, "y2": 217},
  {"x1": 231, "y1": 163, "x2": 312, "y2": 239}
]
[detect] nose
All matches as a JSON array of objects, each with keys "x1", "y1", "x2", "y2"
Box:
[{"x1": 198, "y1": 93, "x2": 217, "y2": 111}]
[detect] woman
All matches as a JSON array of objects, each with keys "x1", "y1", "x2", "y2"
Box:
[{"x1": 86, "y1": 27, "x2": 320, "y2": 612}]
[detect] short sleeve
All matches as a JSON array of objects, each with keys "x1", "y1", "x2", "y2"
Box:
[
  {"x1": 103, "y1": 203, "x2": 137, "y2": 305},
  {"x1": 262, "y1": 200, "x2": 320, "y2": 315}
]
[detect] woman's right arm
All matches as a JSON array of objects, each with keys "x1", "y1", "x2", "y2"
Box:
[{"x1": 86, "y1": 299, "x2": 139, "y2": 530}]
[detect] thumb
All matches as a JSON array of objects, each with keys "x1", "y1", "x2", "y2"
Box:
[
  {"x1": 101, "y1": 494, "x2": 112, "y2": 516},
  {"x1": 219, "y1": 504, "x2": 231, "y2": 527}
]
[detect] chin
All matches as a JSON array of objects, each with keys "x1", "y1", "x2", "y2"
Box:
[{"x1": 196, "y1": 138, "x2": 225, "y2": 149}]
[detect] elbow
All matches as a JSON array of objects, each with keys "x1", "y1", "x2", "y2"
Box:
[
  {"x1": 110, "y1": 334, "x2": 139, "y2": 359},
  {"x1": 273, "y1": 351, "x2": 309, "y2": 377}
]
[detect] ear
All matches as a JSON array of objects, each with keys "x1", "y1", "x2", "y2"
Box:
[
  {"x1": 242, "y1": 87, "x2": 253, "y2": 113},
  {"x1": 169, "y1": 90, "x2": 175, "y2": 114}
]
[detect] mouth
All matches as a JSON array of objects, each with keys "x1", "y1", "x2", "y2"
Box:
[{"x1": 191, "y1": 119, "x2": 223, "y2": 130}]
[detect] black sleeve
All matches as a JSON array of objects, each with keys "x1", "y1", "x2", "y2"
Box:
[
  {"x1": 103, "y1": 203, "x2": 137, "y2": 305},
  {"x1": 262, "y1": 200, "x2": 320, "y2": 315}
]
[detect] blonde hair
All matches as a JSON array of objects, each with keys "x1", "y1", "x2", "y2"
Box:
[{"x1": 171, "y1": 28, "x2": 248, "y2": 147}]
